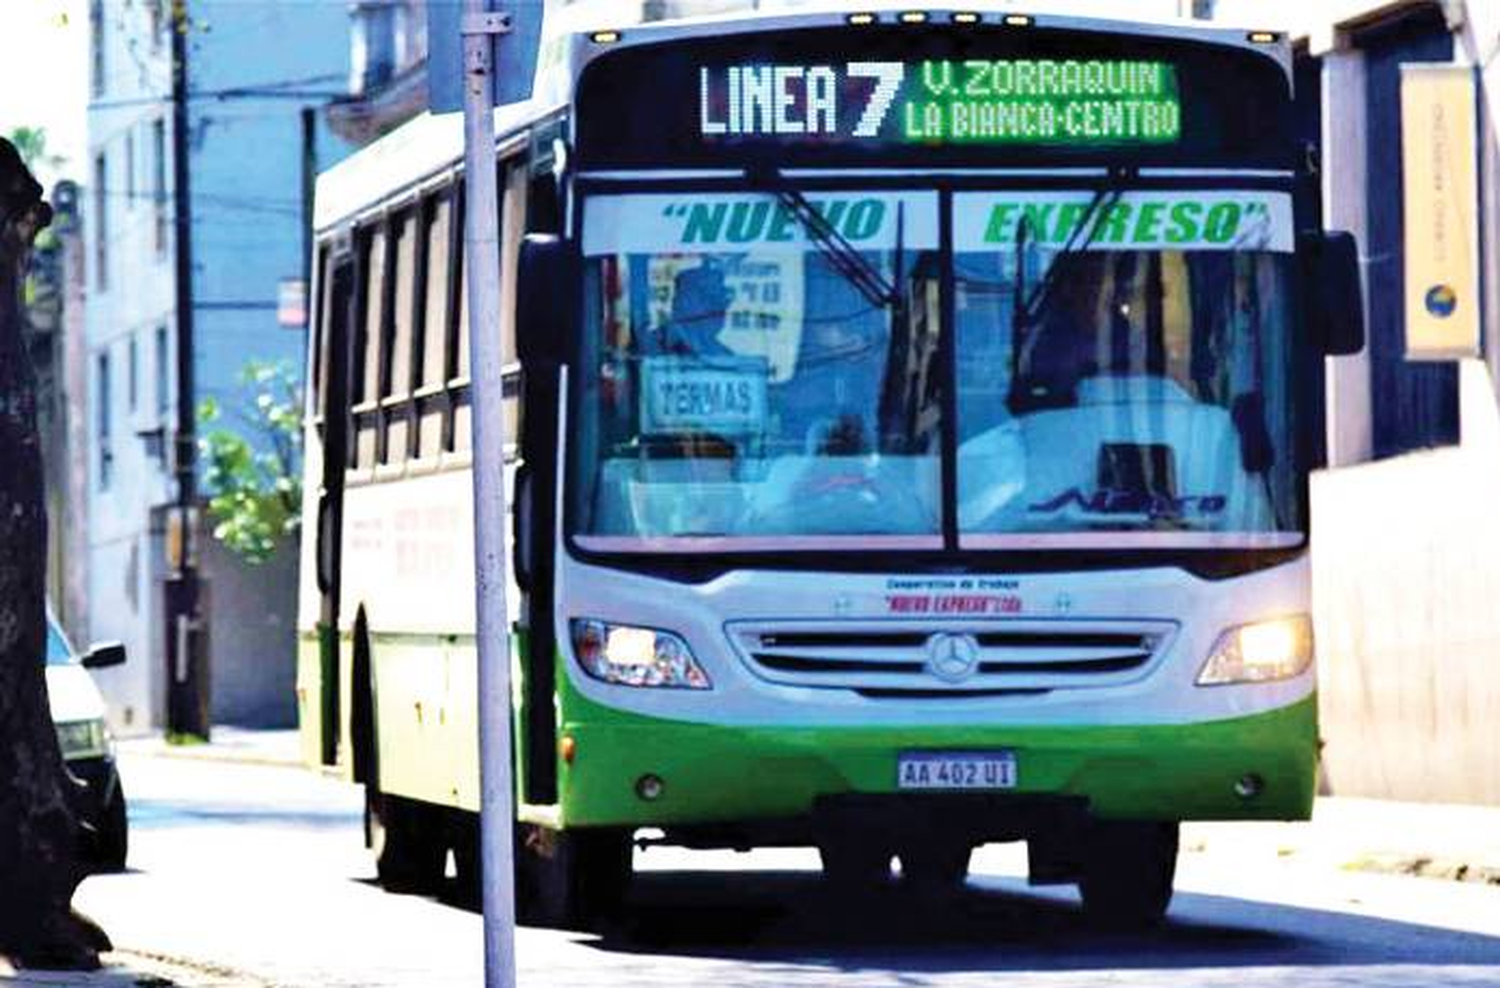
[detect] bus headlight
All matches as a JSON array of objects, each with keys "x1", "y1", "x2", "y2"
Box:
[
  {"x1": 1197, "y1": 615, "x2": 1314, "y2": 686},
  {"x1": 570, "y1": 619, "x2": 712, "y2": 690},
  {"x1": 56, "y1": 718, "x2": 108, "y2": 760}
]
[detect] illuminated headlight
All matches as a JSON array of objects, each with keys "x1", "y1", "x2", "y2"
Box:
[
  {"x1": 56, "y1": 718, "x2": 108, "y2": 759},
  {"x1": 570, "y1": 619, "x2": 711, "y2": 690},
  {"x1": 1197, "y1": 616, "x2": 1314, "y2": 686}
]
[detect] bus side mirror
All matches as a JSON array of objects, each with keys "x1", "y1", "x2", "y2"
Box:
[
  {"x1": 517, "y1": 234, "x2": 579, "y2": 366},
  {"x1": 1303, "y1": 231, "x2": 1365, "y2": 356}
]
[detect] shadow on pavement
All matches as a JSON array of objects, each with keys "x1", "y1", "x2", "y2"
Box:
[
  {"x1": 563, "y1": 869, "x2": 1500, "y2": 973},
  {"x1": 129, "y1": 799, "x2": 355, "y2": 832}
]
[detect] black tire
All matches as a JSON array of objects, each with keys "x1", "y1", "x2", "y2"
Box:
[
  {"x1": 899, "y1": 841, "x2": 970, "y2": 893},
  {"x1": 1078, "y1": 821, "x2": 1179, "y2": 930},
  {"x1": 819, "y1": 841, "x2": 893, "y2": 893},
  {"x1": 518, "y1": 826, "x2": 632, "y2": 931},
  {"x1": 95, "y1": 781, "x2": 128, "y2": 873},
  {"x1": 368, "y1": 791, "x2": 446, "y2": 894},
  {"x1": 451, "y1": 812, "x2": 481, "y2": 908}
]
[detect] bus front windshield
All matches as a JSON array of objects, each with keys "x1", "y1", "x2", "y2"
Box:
[{"x1": 573, "y1": 188, "x2": 1303, "y2": 554}]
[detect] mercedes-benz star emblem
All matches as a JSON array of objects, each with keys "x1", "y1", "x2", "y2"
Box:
[{"x1": 925, "y1": 633, "x2": 981, "y2": 684}]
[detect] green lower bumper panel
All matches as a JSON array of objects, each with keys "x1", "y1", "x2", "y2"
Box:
[{"x1": 556, "y1": 688, "x2": 1317, "y2": 829}]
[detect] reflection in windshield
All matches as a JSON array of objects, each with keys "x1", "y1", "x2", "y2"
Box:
[
  {"x1": 956, "y1": 209, "x2": 1300, "y2": 548},
  {"x1": 575, "y1": 192, "x2": 943, "y2": 548},
  {"x1": 573, "y1": 189, "x2": 1304, "y2": 553}
]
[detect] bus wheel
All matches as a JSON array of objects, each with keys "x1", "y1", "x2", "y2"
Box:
[
  {"x1": 899, "y1": 841, "x2": 970, "y2": 894},
  {"x1": 520, "y1": 826, "x2": 632, "y2": 930},
  {"x1": 451, "y1": 811, "x2": 481, "y2": 908},
  {"x1": 1078, "y1": 821, "x2": 1178, "y2": 930},
  {"x1": 819, "y1": 841, "x2": 892, "y2": 892},
  {"x1": 368, "y1": 791, "x2": 445, "y2": 894}
]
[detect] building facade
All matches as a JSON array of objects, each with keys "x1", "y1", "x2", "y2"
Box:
[
  {"x1": 1210, "y1": 0, "x2": 1500, "y2": 803},
  {"x1": 84, "y1": 0, "x2": 351, "y2": 732}
]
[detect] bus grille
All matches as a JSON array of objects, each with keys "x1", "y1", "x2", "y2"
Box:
[{"x1": 727, "y1": 621, "x2": 1174, "y2": 694}]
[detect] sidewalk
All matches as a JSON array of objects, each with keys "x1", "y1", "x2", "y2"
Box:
[
  {"x1": 1186, "y1": 795, "x2": 1500, "y2": 887},
  {"x1": 113, "y1": 728, "x2": 301, "y2": 769}
]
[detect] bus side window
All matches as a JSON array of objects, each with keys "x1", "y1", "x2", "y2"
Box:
[
  {"x1": 384, "y1": 207, "x2": 419, "y2": 466},
  {"x1": 310, "y1": 243, "x2": 328, "y2": 429},
  {"x1": 416, "y1": 191, "x2": 453, "y2": 461},
  {"x1": 351, "y1": 223, "x2": 387, "y2": 473},
  {"x1": 499, "y1": 160, "x2": 526, "y2": 460}
]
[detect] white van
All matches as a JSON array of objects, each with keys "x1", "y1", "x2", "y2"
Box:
[{"x1": 45, "y1": 615, "x2": 128, "y2": 871}]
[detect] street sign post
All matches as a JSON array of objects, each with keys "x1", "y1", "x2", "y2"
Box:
[
  {"x1": 462, "y1": 5, "x2": 516, "y2": 983},
  {"x1": 434, "y1": 2, "x2": 547, "y2": 986},
  {"x1": 429, "y1": 1, "x2": 546, "y2": 114}
]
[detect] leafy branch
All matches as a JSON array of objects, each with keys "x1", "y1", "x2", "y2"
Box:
[{"x1": 198, "y1": 360, "x2": 302, "y2": 564}]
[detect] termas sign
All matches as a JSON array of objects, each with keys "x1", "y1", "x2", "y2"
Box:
[{"x1": 698, "y1": 59, "x2": 1181, "y2": 145}]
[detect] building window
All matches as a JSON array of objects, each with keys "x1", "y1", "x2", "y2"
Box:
[
  {"x1": 350, "y1": 2, "x2": 396, "y2": 96},
  {"x1": 151, "y1": 118, "x2": 168, "y2": 257},
  {"x1": 97, "y1": 351, "x2": 113, "y2": 489},
  {"x1": 148, "y1": 0, "x2": 164, "y2": 53},
  {"x1": 155, "y1": 325, "x2": 170, "y2": 415},
  {"x1": 90, "y1": 0, "x2": 104, "y2": 98},
  {"x1": 128, "y1": 335, "x2": 139, "y2": 412},
  {"x1": 125, "y1": 130, "x2": 135, "y2": 209},
  {"x1": 93, "y1": 152, "x2": 107, "y2": 291}
]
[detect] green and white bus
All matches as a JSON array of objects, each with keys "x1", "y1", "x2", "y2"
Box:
[{"x1": 298, "y1": 5, "x2": 1363, "y2": 929}]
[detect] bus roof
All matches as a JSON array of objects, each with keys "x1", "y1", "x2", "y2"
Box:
[{"x1": 315, "y1": 5, "x2": 1290, "y2": 232}]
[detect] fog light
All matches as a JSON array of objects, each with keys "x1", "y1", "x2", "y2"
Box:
[
  {"x1": 635, "y1": 774, "x2": 665, "y2": 801},
  {"x1": 1234, "y1": 773, "x2": 1265, "y2": 799}
]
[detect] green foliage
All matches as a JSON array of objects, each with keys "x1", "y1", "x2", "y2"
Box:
[
  {"x1": 6, "y1": 125, "x2": 64, "y2": 174},
  {"x1": 198, "y1": 361, "x2": 303, "y2": 564}
]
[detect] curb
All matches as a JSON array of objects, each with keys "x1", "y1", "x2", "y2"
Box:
[
  {"x1": 114, "y1": 740, "x2": 301, "y2": 771},
  {"x1": 1343, "y1": 853, "x2": 1500, "y2": 887}
]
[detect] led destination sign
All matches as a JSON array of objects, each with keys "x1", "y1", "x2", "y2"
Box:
[
  {"x1": 575, "y1": 27, "x2": 1295, "y2": 168},
  {"x1": 698, "y1": 59, "x2": 1181, "y2": 145}
]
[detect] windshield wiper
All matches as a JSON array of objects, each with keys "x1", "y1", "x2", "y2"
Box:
[
  {"x1": 747, "y1": 166, "x2": 902, "y2": 311},
  {"x1": 1008, "y1": 181, "x2": 1125, "y2": 413},
  {"x1": 1018, "y1": 182, "x2": 1125, "y2": 327}
]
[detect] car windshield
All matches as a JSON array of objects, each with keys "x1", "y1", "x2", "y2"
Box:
[
  {"x1": 46, "y1": 619, "x2": 76, "y2": 666},
  {"x1": 953, "y1": 189, "x2": 1302, "y2": 549},
  {"x1": 573, "y1": 191, "x2": 944, "y2": 551}
]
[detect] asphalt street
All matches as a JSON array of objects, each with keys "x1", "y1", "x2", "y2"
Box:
[{"x1": 58, "y1": 752, "x2": 1500, "y2": 987}]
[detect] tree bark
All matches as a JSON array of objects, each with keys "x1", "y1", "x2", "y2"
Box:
[{"x1": 0, "y1": 138, "x2": 108, "y2": 968}]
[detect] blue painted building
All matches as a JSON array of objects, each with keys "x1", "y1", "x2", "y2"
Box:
[{"x1": 84, "y1": 0, "x2": 351, "y2": 731}]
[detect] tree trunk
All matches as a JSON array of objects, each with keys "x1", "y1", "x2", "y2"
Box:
[{"x1": 0, "y1": 138, "x2": 108, "y2": 968}]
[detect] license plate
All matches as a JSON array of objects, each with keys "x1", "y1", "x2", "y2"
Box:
[{"x1": 897, "y1": 751, "x2": 1017, "y2": 790}]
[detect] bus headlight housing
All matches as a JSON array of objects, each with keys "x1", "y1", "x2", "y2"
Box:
[
  {"x1": 570, "y1": 619, "x2": 711, "y2": 690},
  {"x1": 1197, "y1": 615, "x2": 1314, "y2": 686}
]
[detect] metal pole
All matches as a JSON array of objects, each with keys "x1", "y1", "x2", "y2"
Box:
[
  {"x1": 460, "y1": 4, "x2": 517, "y2": 987},
  {"x1": 169, "y1": 0, "x2": 205, "y2": 738},
  {"x1": 300, "y1": 105, "x2": 316, "y2": 326}
]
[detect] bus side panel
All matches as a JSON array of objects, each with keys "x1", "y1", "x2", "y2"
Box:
[
  {"x1": 369, "y1": 633, "x2": 474, "y2": 809},
  {"x1": 337, "y1": 471, "x2": 479, "y2": 810},
  {"x1": 295, "y1": 631, "x2": 326, "y2": 769}
]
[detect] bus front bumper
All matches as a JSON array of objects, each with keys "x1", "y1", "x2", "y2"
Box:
[{"x1": 552, "y1": 693, "x2": 1317, "y2": 829}]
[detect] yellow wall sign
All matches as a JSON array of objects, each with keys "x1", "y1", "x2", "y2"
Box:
[{"x1": 1401, "y1": 64, "x2": 1480, "y2": 361}]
